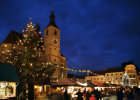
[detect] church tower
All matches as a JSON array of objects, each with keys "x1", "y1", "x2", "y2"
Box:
[{"x1": 44, "y1": 9, "x2": 67, "y2": 78}]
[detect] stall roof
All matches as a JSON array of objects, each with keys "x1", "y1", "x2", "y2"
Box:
[
  {"x1": 51, "y1": 78, "x2": 84, "y2": 86},
  {"x1": 0, "y1": 63, "x2": 19, "y2": 82}
]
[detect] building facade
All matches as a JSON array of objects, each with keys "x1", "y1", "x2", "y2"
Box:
[
  {"x1": 85, "y1": 62, "x2": 140, "y2": 87},
  {"x1": 0, "y1": 10, "x2": 67, "y2": 78}
]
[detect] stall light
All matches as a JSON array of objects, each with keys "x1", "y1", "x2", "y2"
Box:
[
  {"x1": 77, "y1": 82, "x2": 87, "y2": 86},
  {"x1": 4, "y1": 45, "x2": 7, "y2": 47}
]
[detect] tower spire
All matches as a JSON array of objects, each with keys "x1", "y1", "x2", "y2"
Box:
[{"x1": 46, "y1": 8, "x2": 59, "y2": 29}]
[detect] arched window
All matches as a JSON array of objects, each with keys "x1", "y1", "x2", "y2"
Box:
[
  {"x1": 46, "y1": 30, "x2": 48, "y2": 35},
  {"x1": 54, "y1": 30, "x2": 57, "y2": 35}
]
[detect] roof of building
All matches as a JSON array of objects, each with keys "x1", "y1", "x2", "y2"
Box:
[
  {"x1": 60, "y1": 53, "x2": 65, "y2": 57},
  {"x1": 105, "y1": 67, "x2": 124, "y2": 73},
  {"x1": 90, "y1": 66, "x2": 125, "y2": 76},
  {"x1": 2, "y1": 31, "x2": 23, "y2": 44},
  {"x1": 0, "y1": 63, "x2": 19, "y2": 82},
  {"x1": 93, "y1": 70, "x2": 106, "y2": 75}
]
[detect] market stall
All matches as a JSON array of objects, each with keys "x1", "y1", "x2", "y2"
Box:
[
  {"x1": 0, "y1": 63, "x2": 19, "y2": 99},
  {"x1": 51, "y1": 78, "x2": 91, "y2": 98}
]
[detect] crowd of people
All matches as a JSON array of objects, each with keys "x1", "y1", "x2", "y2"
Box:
[{"x1": 37, "y1": 86, "x2": 140, "y2": 100}]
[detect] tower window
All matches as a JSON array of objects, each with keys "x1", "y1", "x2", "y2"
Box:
[
  {"x1": 60, "y1": 58, "x2": 63, "y2": 62},
  {"x1": 54, "y1": 30, "x2": 57, "y2": 35},
  {"x1": 46, "y1": 30, "x2": 48, "y2": 35}
]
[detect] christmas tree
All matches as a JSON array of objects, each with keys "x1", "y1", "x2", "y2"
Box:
[
  {"x1": 2, "y1": 18, "x2": 55, "y2": 99},
  {"x1": 122, "y1": 72, "x2": 131, "y2": 86}
]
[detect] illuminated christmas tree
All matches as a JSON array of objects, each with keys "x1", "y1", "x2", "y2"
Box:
[
  {"x1": 2, "y1": 18, "x2": 55, "y2": 100},
  {"x1": 122, "y1": 72, "x2": 131, "y2": 86}
]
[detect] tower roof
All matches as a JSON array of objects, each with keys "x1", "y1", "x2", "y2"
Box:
[{"x1": 46, "y1": 9, "x2": 59, "y2": 29}]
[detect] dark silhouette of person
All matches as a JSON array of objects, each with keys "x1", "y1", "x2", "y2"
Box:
[
  {"x1": 117, "y1": 88, "x2": 124, "y2": 100},
  {"x1": 64, "y1": 89, "x2": 69, "y2": 100},
  {"x1": 86, "y1": 90, "x2": 91, "y2": 100},
  {"x1": 76, "y1": 89, "x2": 83, "y2": 100}
]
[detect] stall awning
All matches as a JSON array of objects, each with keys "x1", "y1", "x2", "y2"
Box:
[
  {"x1": 92, "y1": 82, "x2": 110, "y2": 87},
  {"x1": 92, "y1": 82, "x2": 104, "y2": 86},
  {"x1": 0, "y1": 63, "x2": 19, "y2": 82},
  {"x1": 51, "y1": 78, "x2": 80, "y2": 86}
]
